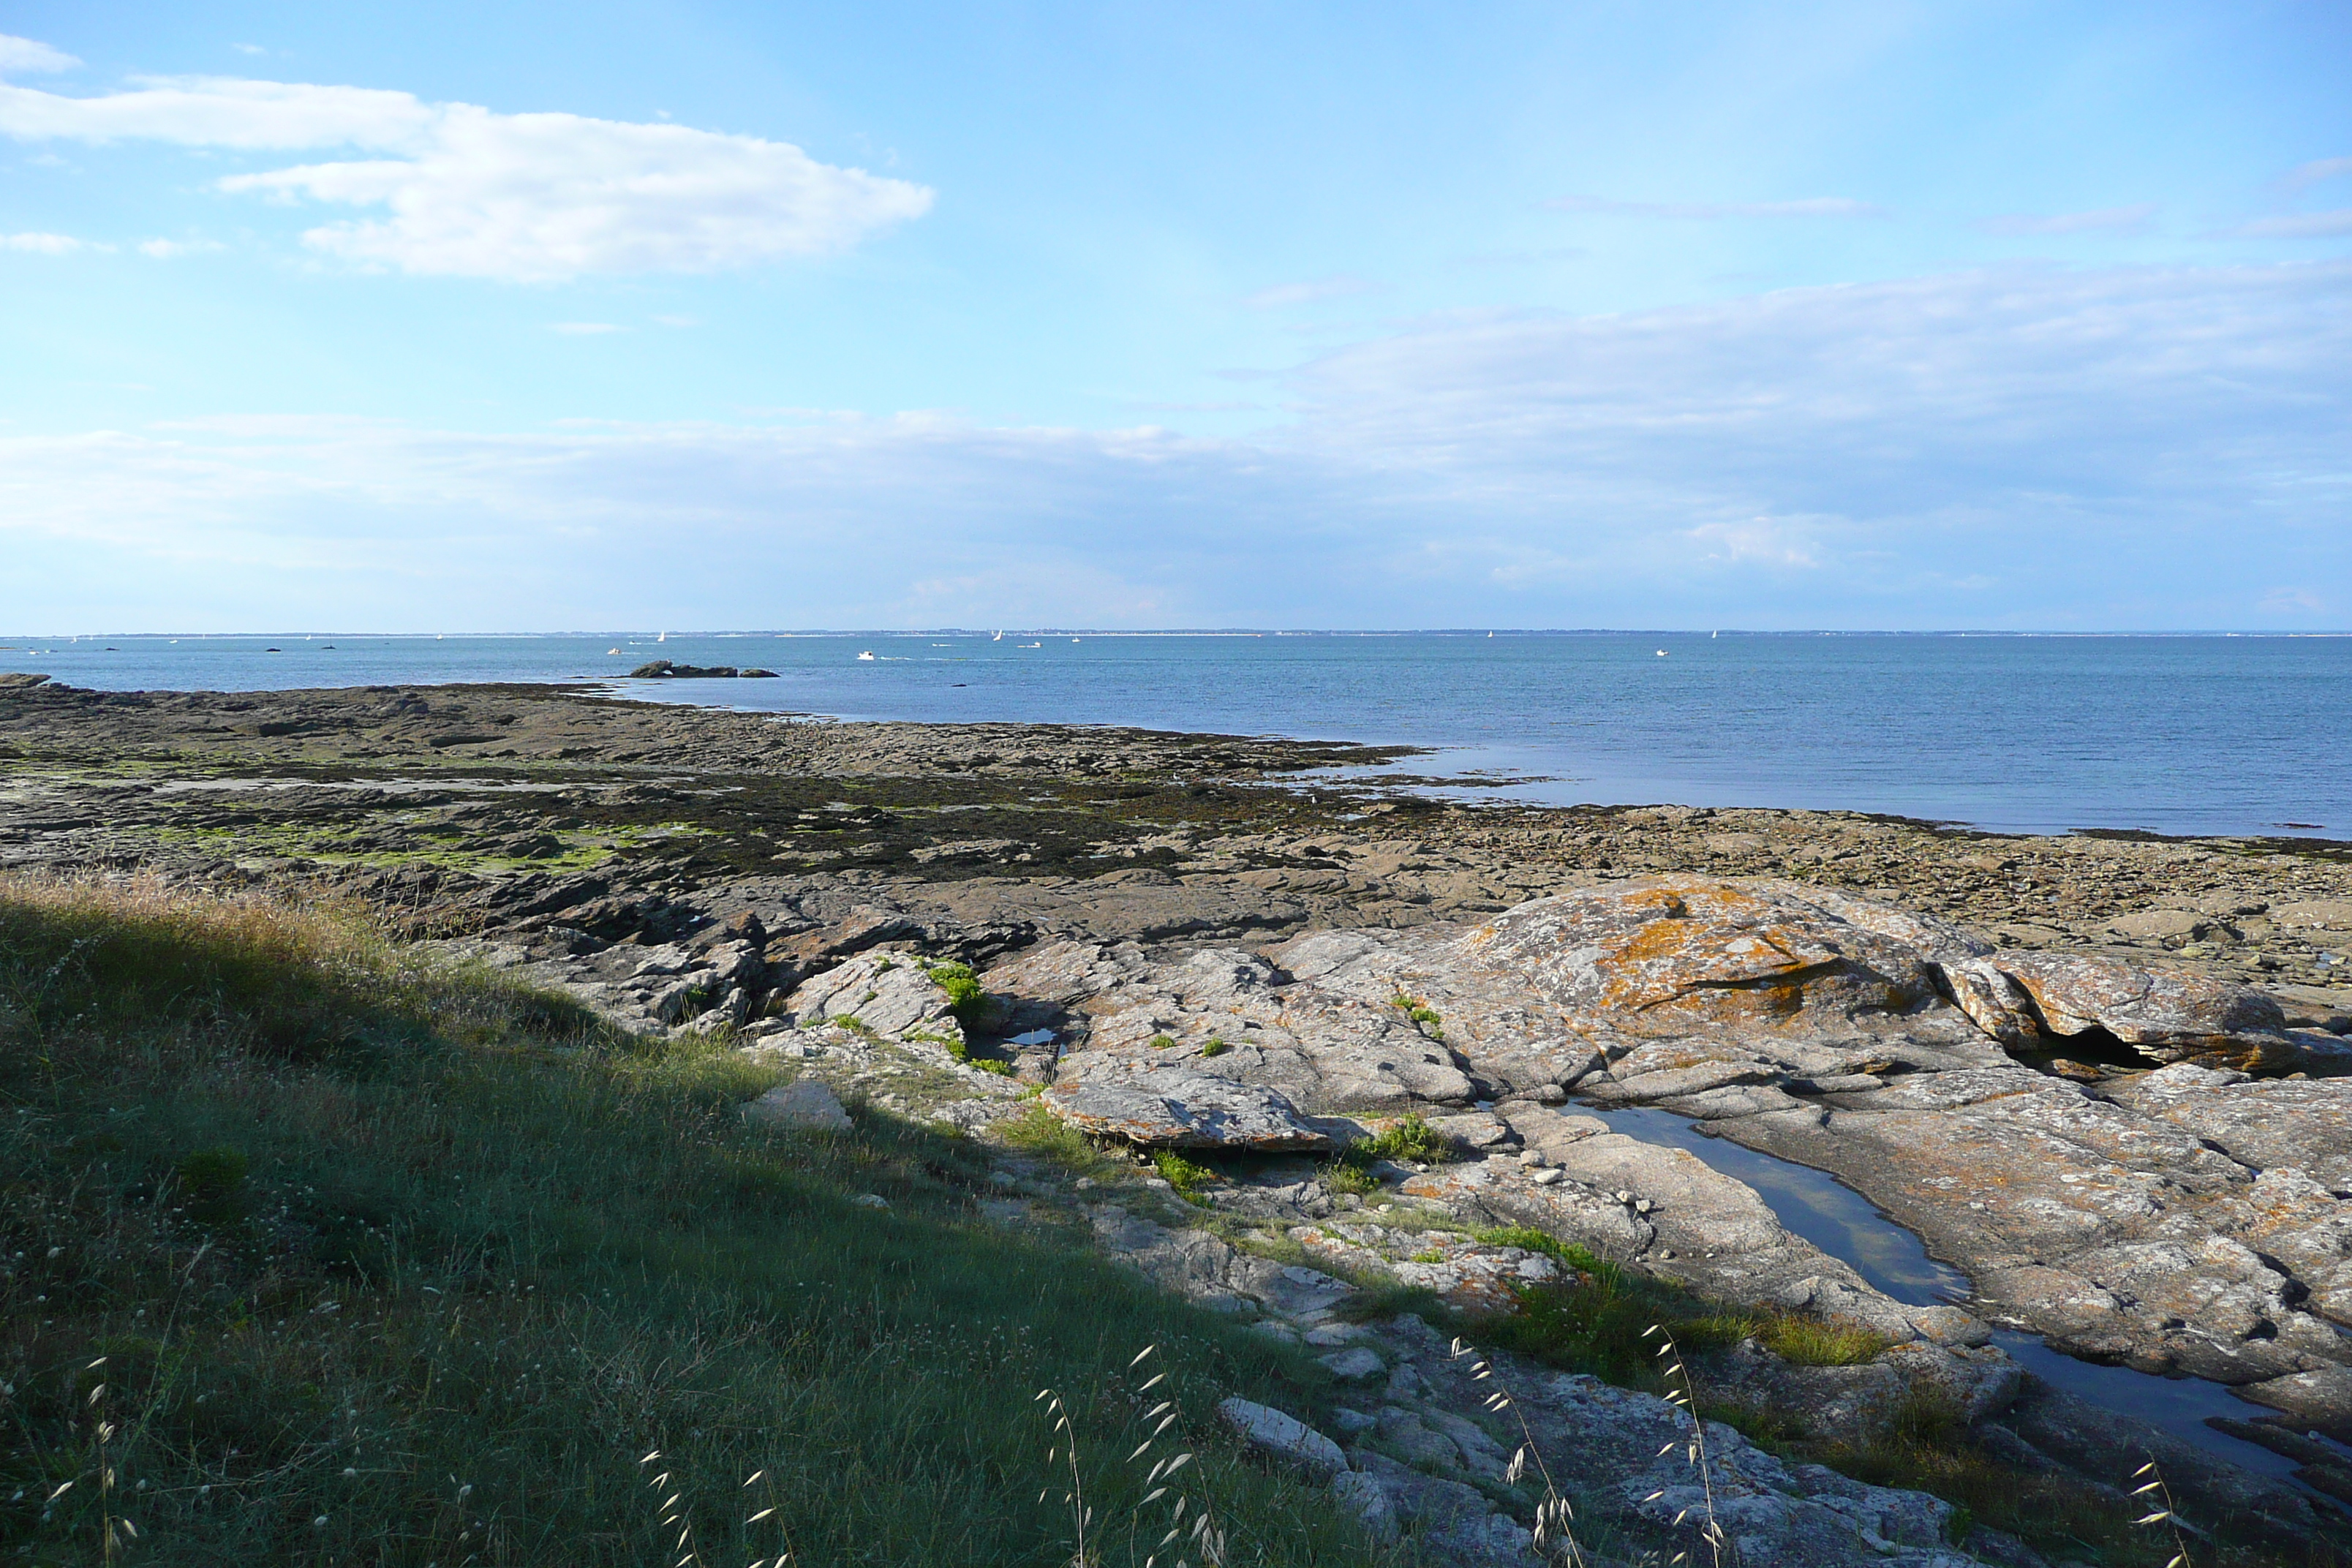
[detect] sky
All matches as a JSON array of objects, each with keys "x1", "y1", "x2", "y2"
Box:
[{"x1": 1, "y1": 0, "x2": 2348, "y2": 633}]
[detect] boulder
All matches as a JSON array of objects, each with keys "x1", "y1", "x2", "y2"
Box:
[
  {"x1": 784, "y1": 953, "x2": 965, "y2": 1043},
  {"x1": 1043, "y1": 1070, "x2": 1333, "y2": 1150},
  {"x1": 1455, "y1": 878, "x2": 1964, "y2": 1036},
  {"x1": 1987, "y1": 950, "x2": 2286, "y2": 1063}
]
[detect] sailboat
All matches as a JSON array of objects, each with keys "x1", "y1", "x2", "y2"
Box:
[{"x1": 992, "y1": 630, "x2": 1003, "y2": 641}]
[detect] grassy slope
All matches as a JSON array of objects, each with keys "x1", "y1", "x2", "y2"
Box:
[{"x1": 0, "y1": 878, "x2": 1374, "y2": 1567}]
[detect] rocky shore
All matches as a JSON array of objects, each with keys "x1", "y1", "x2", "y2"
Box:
[{"x1": 4, "y1": 671, "x2": 2350, "y2": 1564}]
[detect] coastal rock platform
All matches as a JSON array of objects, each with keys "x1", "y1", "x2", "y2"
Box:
[{"x1": 7, "y1": 674, "x2": 2352, "y2": 1560}]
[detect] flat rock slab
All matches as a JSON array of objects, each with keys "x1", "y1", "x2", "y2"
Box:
[
  {"x1": 1215, "y1": 1397, "x2": 1346, "y2": 1480},
  {"x1": 742, "y1": 1078, "x2": 853, "y2": 1132},
  {"x1": 1043, "y1": 1069, "x2": 1333, "y2": 1150}
]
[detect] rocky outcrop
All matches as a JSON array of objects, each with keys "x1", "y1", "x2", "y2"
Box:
[
  {"x1": 988, "y1": 876, "x2": 2352, "y2": 1443},
  {"x1": 626, "y1": 660, "x2": 777, "y2": 678}
]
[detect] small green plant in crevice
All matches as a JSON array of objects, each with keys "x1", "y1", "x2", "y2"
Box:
[
  {"x1": 1199, "y1": 1036, "x2": 1230, "y2": 1058},
  {"x1": 1149, "y1": 1033, "x2": 1180, "y2": 1050},
  {"x1": 1390, "y1": 990, "x2": 1444, "y2": 1041},
  {"x1": 923, "y1": 961, "x2": 992, "y2": 1030},
  {"x1": 1322, "y1": 1156, "x2": 1382, "y2": 1197},
  {"x1": 1349, "y1": 1111, "x2": 1450, "y2": 1167},
  {"x1": 1152, "y1": 1150, "x2": 1219, "y2": 1205},
  {"x1": 946, "y1": 1039, "x2": 1014, "y2": 1078}
]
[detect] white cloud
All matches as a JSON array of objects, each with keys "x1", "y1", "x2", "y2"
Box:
[
  {"x1": 0, "y1": 74, "x2": 437, "y2": 148},
  {"x1": 230, "y1": 43, "x2": 267, "y2": 57},
  {"x1": 1547, "y1": 195, "x2": 1886, "y2": 219},
  {"x1": 0, "y1": 35, "x2": 79, "y2": 75},
  {"x1": 0, "y1": 69, "x2": 933, "y2": 279},
  {"x1": 1, "y1": 263, "x2": 2344, "y2": 631},
  {"x1": 137, "y1": 237, "x2": 223, "y2": 257},
  {"x1": 2228, "y1": 210, "x2": 2352, "y2": 239},
  {"x1": 548, "y1": 321, "x2": 622, "y2": 334},
  {"x1": 1977, "y1": 204, "x2": 2156, "y2": 236},
  {"x1": 3, "y1": 230, "x2": 93, "y2": 252},
  {"x1": 1242, "y1": 276, "x2": 1375, "y2": 309}
]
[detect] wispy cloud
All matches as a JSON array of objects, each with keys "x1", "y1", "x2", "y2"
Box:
[
  {"x1": 2226, "y1": 210, "x2": 2352, "y2": 239},
  {"x1": 3, "y1": 263, "x2": 2343, "y2": 631},
  {"x1": 2283, "y1": 156, "x2": 2352, "y2": 194},
  {"x1": 1241, "y1": 276, "x2": 1375, "y2": 309},
  {"x1": 1547, "y1": 195, "x2": 1886, "y2": 220},
  {"x1": 0, "y1": 48, "x2": 935, "y2": 280},
  {"x1": 0, "y1": 34, "x2": 78, "y2": 75},
  {"x1": 137, "y1": 236, "x2": 224, "y2": 257},
  {"x1": 548, "y1": 321, "x2": 623, "y2": 334},
  {"x1": 1977, "y1": 203, "x2": 2155, "y2": 236},
  {"x1": 3, "y1": 230, "x2": 96, "y2": 252}
]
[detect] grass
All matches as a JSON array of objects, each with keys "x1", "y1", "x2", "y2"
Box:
[{"x1": 0, "y1": 875, "x2": 1382, "y2": 1567}]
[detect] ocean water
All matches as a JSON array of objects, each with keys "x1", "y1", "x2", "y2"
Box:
[{"x1": 4, "y1": 630, "x2": 2347, "y2": 839}]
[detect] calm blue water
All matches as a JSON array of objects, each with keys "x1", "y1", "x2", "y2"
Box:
[{"x1": 4, "y1": 630, "x2": 2347, "y2": 838}]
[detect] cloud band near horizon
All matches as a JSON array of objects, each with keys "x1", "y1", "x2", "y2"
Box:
[{"x1": 3, "y1": 260, "x2": 2344, "y2": 634}]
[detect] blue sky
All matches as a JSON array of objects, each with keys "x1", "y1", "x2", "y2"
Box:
[{"x1": 1, "y1": 0, "x2": 2347, "y2": 632}]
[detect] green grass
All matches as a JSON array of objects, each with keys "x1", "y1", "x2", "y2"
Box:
[
  {"x1": 1467, "y1": 1228, "x2": 1889, "y2": 1376},
  {"x1": 0, "y1": 875, "x2": 1381, "y2": 1567}
]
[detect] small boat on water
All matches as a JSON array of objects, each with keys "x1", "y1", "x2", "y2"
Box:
[{"x1": 856, "y1": 650, "x2": 875, "y2": 661}]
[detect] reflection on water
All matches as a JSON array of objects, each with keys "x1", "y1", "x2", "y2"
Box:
[
  {"x1": 1991, "y1": 1332, "x2": 2308, "y2": 1480},
  {"x1": 1580, "y1": 1104, "x2": 1967, "y2": 1305},
  {"x1": 1580, "y1": 1102, "x2": 2320, "y2": 1484}
]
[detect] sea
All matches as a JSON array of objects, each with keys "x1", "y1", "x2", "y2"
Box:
[{"x1": 4, "y1": 630, "x2": 2347, "y2": 840}]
